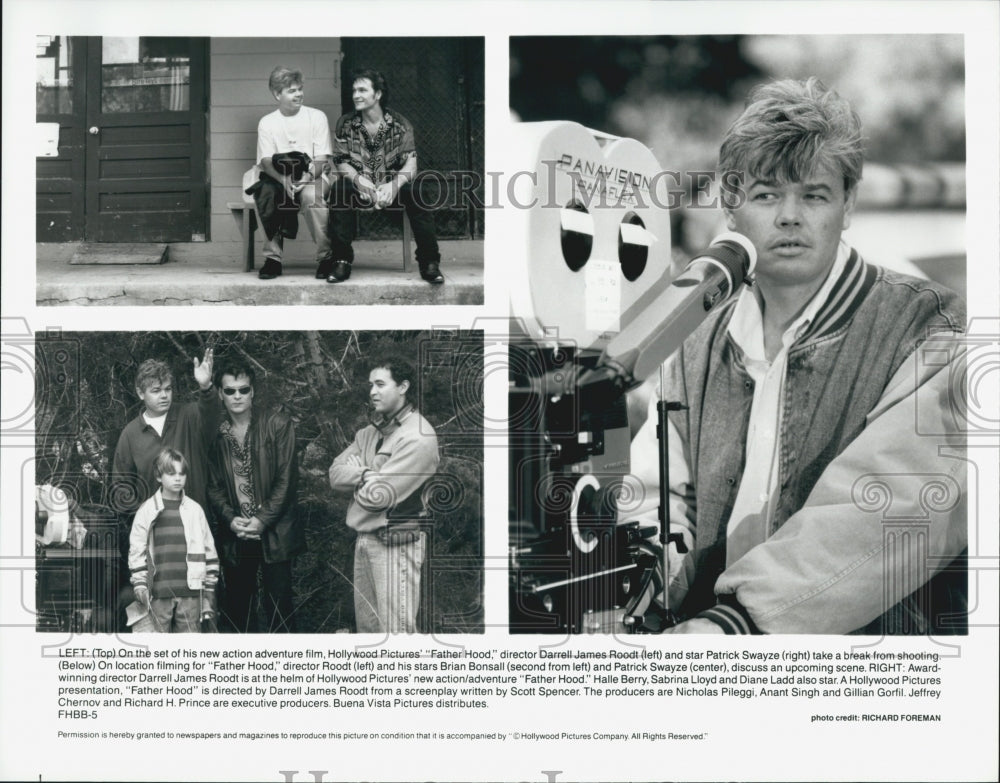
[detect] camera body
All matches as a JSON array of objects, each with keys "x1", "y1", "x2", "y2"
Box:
[
  {"x1": 506, "y1": 122, "x2": 674, "y2": 633},
  {"x1": 509, "y1": 341, "x2": 663, "y2": 633}
]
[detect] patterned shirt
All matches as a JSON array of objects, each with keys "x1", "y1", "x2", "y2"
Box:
[
  {"x1": 220, "y1": 419, "x2": 258, "y2": 519},
  {"x1": 332, "y1": 110, "x2": 416, "y2": 184}
]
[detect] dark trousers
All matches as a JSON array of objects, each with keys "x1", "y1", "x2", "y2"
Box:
[
  {"x1": 221, "y1": 541, "x2": 295, "y2": 633},
  {"x1": 327, "y1": 179, "x2": 440, "y2": 266}
]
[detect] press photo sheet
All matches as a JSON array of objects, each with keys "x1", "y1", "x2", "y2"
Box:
[{"x1": 3, "y1": 1, "x2": 999, "y2": 782}]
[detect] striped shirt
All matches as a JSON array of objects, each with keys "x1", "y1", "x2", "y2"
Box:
[{"x1": 150, "y1": 498, "x2": 197, "y2": 599}]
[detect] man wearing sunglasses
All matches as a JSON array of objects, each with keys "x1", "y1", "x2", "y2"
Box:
[{"x1": 207, "y1": 362, "x2": 305, "y2": 632}]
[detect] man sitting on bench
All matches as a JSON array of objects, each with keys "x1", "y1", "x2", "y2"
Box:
[
  {"x1": 248, "y1": 66, "x2": 333, "y2": 281},
  {"x1": 327, "y1": 68, "x2": 444, "y2": 285}
]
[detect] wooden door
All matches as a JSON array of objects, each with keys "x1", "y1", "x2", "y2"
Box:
[
  {"x1": 36, "y1": 36, "x2": 208, "y2": 242},
  {"x1": 36, "y1": 36, "x2": 86, "y2": 241}
]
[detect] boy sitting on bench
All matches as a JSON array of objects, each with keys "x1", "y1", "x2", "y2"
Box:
[{"x1": 247, "y1": 66, "x2": 333, "y2": 281}]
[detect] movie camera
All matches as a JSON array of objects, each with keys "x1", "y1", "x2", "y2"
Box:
[{"x1": 506, "y1": 122, "x2": 755, "y2": 633}]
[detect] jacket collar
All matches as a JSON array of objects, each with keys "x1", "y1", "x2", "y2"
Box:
[
  {"x1": 141, "y1": 403, "x2": 178, "y2": 432},
  {"x1": 220, "y1": 409, "x2": 255, "y2": 439},
  {"x1": 796, "y1": 247, "x2": 877, "y2": 344},
  {"x1": 350, "y1": 111, "x2": 396, "y2": 129},
  {"x1": 370, "y1": 403, "x2": 415, "y2": 436},
  {"x1": 151, "y1": 488, "x2": 187, "y2": 511},
  {"x1": 727, "y1": 243, "x2": 876, "y2": 357}
]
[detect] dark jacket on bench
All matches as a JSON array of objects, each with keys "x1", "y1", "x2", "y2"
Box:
[{"x1": 244, "y1": 151, "x2": 313, "y2": 241}]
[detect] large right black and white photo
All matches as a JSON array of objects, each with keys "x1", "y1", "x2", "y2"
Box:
[{"x1": 508, "y1": 35, "x2": 971, "y2": 636}]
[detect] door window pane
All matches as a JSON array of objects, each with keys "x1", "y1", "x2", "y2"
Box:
[
  {"x1": 101, "y1": 37, "x2": 190, "y2": 113},
  {"x1": 36, "y1": 36, "x2": 74, "y2": 114}
]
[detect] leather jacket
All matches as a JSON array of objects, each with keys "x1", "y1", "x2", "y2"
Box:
[{"x1": 208, "y1": 409, "x2": 305, "y2": 566}]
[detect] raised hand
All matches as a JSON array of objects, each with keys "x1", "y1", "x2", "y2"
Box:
[{"x1": 193, "y1": 347, "x2": 214, "y2": 390}]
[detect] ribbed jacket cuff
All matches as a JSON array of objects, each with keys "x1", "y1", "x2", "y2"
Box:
[{"x1": 696, "y1": 595, "x2": 760, "y2": 634}]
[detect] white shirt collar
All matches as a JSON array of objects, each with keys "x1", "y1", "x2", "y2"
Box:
[{"x1": 727, "y1": 240, "x2": 851, "y2": 362}]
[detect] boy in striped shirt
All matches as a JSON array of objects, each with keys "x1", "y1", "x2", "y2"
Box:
[{"x1": 129, "y1": 448, "x2": 219, "y2": 632}]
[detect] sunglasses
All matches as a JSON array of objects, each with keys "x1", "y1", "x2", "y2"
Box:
[{"x1": 222, "y1": 386, "x2": 252, "y2": 396}]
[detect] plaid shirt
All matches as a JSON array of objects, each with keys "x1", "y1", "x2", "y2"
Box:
[{"x1": 332, "y1": 110, "x2": 416, "y2": 184}]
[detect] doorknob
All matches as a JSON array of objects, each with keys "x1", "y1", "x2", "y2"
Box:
[{"x1": 89, "y1": 126, "x2": 100, "y2": 135}]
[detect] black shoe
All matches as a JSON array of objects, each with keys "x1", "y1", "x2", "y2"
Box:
[
  {"x1": 420, "y1": 262, "x2": 444, "y2": 285},
  {"x1": 327, "y1": 260, "x2": 352, "y2": 283},
  {"x1": 258, "y1": 258, "x2": 282, "y2": 280},
  {"x1": 315, "y1": 258, "x2": 334, "y2": 279}
]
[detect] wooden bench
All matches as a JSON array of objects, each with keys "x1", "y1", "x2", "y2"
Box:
[{"x1": 228, "y1": 169, "x2": 413, "y2": 273}]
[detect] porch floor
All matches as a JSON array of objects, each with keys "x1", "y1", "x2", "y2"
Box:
[{"x1": 36, "y1": 239, "x2": 484, "y2": 306}]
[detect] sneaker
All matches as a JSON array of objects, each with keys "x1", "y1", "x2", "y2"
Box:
[
  {"x1": 258, "y1": 258, "x2": 283, "y2": 280},
  {"x1": 419, "y1": 262, "x2": 444, "y2": 285},
  {"x1": 315, "y1": 258, "x2": 334, "y2": 279},
  {"x1": 327, "y1": 260, "x2": 352, "y2": 283}
]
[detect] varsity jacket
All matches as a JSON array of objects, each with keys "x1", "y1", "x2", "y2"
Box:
[
  {"x1": 329, "y1": 407, "x2": 440, "y2": 533},
  {"x1": 631, "y1": 248, "x2": 967, "y2": 634},
  {"x1": 129, "y1": 490, "x2": 219, "y2": 592}
]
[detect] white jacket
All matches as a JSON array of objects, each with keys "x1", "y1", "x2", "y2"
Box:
[{"x1": 129, "y1": 490, "x2": 219, "y2": 591}]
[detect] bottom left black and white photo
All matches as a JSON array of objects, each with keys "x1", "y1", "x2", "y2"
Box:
[{"x1": 32, "y1": 329, "x2": 484, "y2": 636}]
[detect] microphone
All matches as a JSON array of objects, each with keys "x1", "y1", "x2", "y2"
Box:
[{"x1": 579, "y1": 232, "x2": 757, "y2": 393}]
